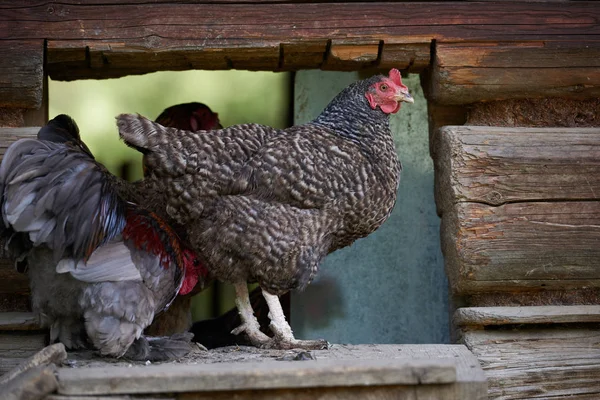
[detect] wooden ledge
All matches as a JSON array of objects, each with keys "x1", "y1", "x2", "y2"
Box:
[
  {"x1": 454, "y1": 306, "x2": 600, "y2": 327},
  {"x1": 54, "y1": 344, "x2": 486, "y2": 399},
  {"x1": 0, "y1": 312, "x2": 41, "y2": 331}
]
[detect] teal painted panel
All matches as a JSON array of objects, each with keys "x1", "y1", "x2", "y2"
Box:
[{"x1": 291, "y1": 70, "x2": 449, "y2": 344}]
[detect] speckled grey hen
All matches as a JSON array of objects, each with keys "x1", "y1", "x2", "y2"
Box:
[{"x1": 117, "y1": 69, "x2": 413, "y2": 349}]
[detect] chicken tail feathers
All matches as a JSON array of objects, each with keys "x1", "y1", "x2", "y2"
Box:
[
  {"x1": 124, "y1": 333, "x2": 195, "y2": 361},
  {"x1": 117, "y1": 114, "x2": 187, "y2": 176}
]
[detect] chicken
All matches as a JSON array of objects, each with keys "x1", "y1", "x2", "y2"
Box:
[
  {"x1": 145, "y1": 102, "x2": 222, "y2": 337},
  {"x1": 0, "y1": 115, "x2": 204, "y2": 360},
  {"x1": 117, "y1": 69, "x2": 413, "y2": 349},
  {"x1": 146, "y1": 102, "x2": 278, "y2": 346}
]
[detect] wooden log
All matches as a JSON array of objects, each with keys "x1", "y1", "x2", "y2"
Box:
[
  {"x1": 434, "y1": 126, "x2": 600, "y2": 213},
  {"x1": 0, "y1": 343, "x2": 66, "y2": 386},
  {"x1": 0, "y1": 127, "x2": 39, "y2": 158},
  {"x1": 0, "y1": 41, "x2": 44, "y2": 108},
  {"x1": 0, "y1": 2, "x2": 597, "y2": 78},
  {"x1": 0, "y1": 364, "x2": 58, "y2": 400},
  {"x1": 380, "y1": 41, "x2": 430, "y2": 72},
  {"x1": 55, "y1": 344, "x2": 485, "y2": 399},
  {"x1": 462, "y1": 327, "x2": 600, "y2": 399},
  {"x1": 0, "y1": 332, "x2": 47, "y2": 359},
  {"x1": 0, "y1": 313, "x2": 40, "y2": 331},
  {"x1": 442, "y1": 201, "x2": 600, "y2": 294},
  {"x1": 428, "y1": 42, "x2": 600, "y2": 104},
  {"x1": 467, "y1": 98, "x2": 600, "y2": 128},
  {"x1": 57, "y1": 358, "x2": 456, "y2": 395},
  {"x1": 454, "y1": 306, "x2": 600, "y2": 328},
  {"x1": 323, "y1": 39, "x2": 380, "y2": 70}
]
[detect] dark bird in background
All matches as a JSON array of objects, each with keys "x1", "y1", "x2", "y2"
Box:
[
  {"x1": 118, "y1": 69, "x2": 413, "y2": 350},
  {"x1": 0, "y1": 115, "x2": 206, "y2": 360}
]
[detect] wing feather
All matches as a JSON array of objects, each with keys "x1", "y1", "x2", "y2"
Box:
[{"x1": 0, "y1": 137, "x2": 126, "y2": 264}]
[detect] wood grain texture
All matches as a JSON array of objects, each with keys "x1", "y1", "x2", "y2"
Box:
[
  {"x1": 454, "y1": 306, "x2": 600, "y2": 327},
  {"x1": 0, "y1": 2, "x2": 598, "y2": 79},
  {"x1": 428, "y1": 42, "x2": 600, "y2": 104},
  {"x1": 0, "y1": 364, "x2": 58, "y2": 400},
  {"x1": 0, "y1": 41, "x2": 44, "y2": 108},
  {"x1": 462, "y1": 328, "x2": 600, "y2": 399},
  {"x1": 0, "y1": 313, "x2": 40, "y2": 331},
  {"x1": 442, "y1": 201, "x2": 600, "y2": 294},
  {"x1": 54, "y1": 344, "x2": 486, "y2": 399},
  {"x1": 434, "y1": 126, "x2": 600, "y2": 212},
  {"x1": 58, "y1": 358, "x2": 457, "y2": 395},
  {"x1": 0, "y1": 343, "x2": 66, "y2": 386}
]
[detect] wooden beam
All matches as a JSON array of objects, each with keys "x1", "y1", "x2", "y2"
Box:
[
  {"x1": 0, "y1": 2, "x2": 598, "y2": 79},
  {"x1": 454, "y1": 306, "x2": 600, "y2": 327},
  {"x1": 0, "y1": 41, "x2": 44, "y2": 108},
  {"x1": 428, "y1": 42, "x2": 600, "y2": 104},
  {"x1": 462, "y1": 328, "x2": 600, "y2": 399},
  {"x1": 0, "y1": 343, "x2": 66, "y2": 386},
  {"x1": 0, "y1": 313, "x2": 40, "y2": 331},
  {"x1": 442, "y1": 201, "x2": 600, "y2": 295},
  {"x1": 57, "y1": 358, "x2": 457, "y2": 395},
  {"x1": 434, "y1": 126, "x2": 600, "y2": 213}
]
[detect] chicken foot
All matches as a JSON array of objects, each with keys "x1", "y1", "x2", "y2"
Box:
[
  {"x1": 261, "y1": 290, "x2": 329, "y2": 350},
  {"x1": 231, "y1": 283, "x2": 271, "y2": 346}
]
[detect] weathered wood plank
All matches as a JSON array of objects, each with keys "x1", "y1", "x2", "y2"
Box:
[
  {"x1": 0, "y1": 343, "x2": 66, "y2": 386},
  {"x1": 467, "y1": 98, "x2": 600, "y2": 128},
  {"x1": 434, "y1": 126, "x2": 600, "y2": 212},
  {"x1": 462, "y1": 328, "x2": 600, "y2": 399},
  {"x1": 53, "y1": 345, "x2": 485, "y2": 399},
  {"x1": 0, "y1": 41, "x2": 44, "y2": 108},
  {"x1": 323, "y1": 39, "x2": 380, "y2": 70},
  {"x1": 0, "y1": 333, "x2": 47, "y2": 359},
  {"x1": 0, "y1": 127, "x2": 39, "y2": 158},
  {"x1": 429, "y1": 42, "x2": 600, "y2": 104},
  {"x1": 0, "y1": 313, "x2": 40, "y2": 331},
  {"x1": 0, "y1": 364, "x2": 58, "y2": 400},
  {"x1": 442, "y1": 201, "x2": 600, "y2": 294},
  {"x1": 1, "y1": 2, "x2": 598, "y2": 78},
  {"x1": 57, "y1": 358, "x2": 457, "y2": 395},
  {"x1": 380, "y1": 41, "x2": 431, "y2": 72},
  {"x1": 454, "y1": 306, "x2": 600, "y2": 327}
]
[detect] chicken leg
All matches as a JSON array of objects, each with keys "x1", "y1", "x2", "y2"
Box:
[
  {"x1": 261, "y1": 289, "x2": 328, "y2": 350},
  {"x1": 231, "y1": 284, "x2": 328, "y2": 350},
  {"x1": 231, "y1": 283, "x2": 270, "y2": 346}
]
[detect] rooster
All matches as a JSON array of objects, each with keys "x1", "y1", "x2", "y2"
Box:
[
  {"x1": 0, "y1": 115, "x2": 204, "y2": 360},
  {"x1": 118, "y1": 69, "x2": 413, "y2": 349}
]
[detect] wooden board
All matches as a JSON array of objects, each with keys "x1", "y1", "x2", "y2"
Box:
[
  {"x1": 55, "y1": 344, "x2": 486, "y2": 399},
  {"x1": 0, "y1": 41, "x2": 44, "y2": 109},
  {"x1": 58, "y1": 359, "x2": 456, "y2": 395},
  {"x1": 462, "y1": 328, "x2": 600, "y2": 399},
  {"x1": 442, "y1": 201, "x2": 600, "y2": 294},
  {"x1": 454, "y1": 306, "x2": 600, "y2": 327},
  {"x1": 0, "y1": 2, "x2": 598, "y2": 80},
  {"x1": 428, "y1": 42, "x2": 600, "y2": 104},
  {"x1": 0, "y1": 313, "x2": 40, "y2": 331},
  {"x1": 434, "y1": 126, "x2": 600, "y2": 213}
]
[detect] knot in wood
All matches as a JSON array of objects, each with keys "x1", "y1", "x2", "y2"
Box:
[{"x1": 486, "y1": 191, "x2": 503, "y2": 205}]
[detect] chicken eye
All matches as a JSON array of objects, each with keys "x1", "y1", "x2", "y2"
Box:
[{"x1": 380, "y1": 84, "x2": 388, "y2": 91}]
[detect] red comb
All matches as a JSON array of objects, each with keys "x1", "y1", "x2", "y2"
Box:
[{"x1": 389, "y1": 69, "x2": 407, "y2": 89}]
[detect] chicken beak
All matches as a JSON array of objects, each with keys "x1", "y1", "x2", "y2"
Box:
[{"x1": 395, "y1": 91, "x2": 414, "y2": 104}]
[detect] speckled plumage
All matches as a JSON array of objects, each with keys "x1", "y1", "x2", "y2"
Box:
[{"x1": 118, "y1": 73, "x2": 402, "y2": 296}]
